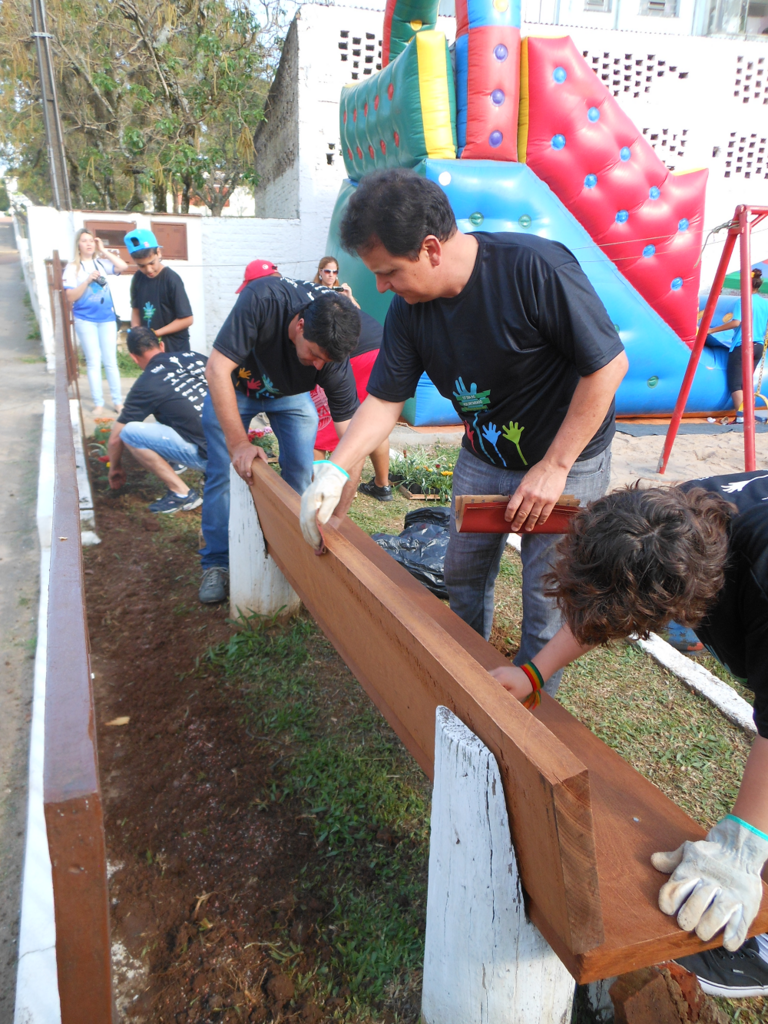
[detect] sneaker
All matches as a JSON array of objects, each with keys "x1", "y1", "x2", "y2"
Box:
[
  {"x1": 148, "y1": 487, "x2": 202, "y2": 514},
  {"x1": 675, "y1": 938, "x2": 768, "y2": 998},
  {"x1": 170, "y1": 462, "x2": 188, "y2": 474},
  {"x1": 199, "y1": 567, "x2": 229, "y2": 604},
  {"x1": 358, "y1": 478, "x2": 394, "y2": 502},
  {"x1": 736, "y1": 414, "x2": 744, "y2": 424},
  {"x1": 664, "y1": 620, "x2": 704, "y2": 653}
]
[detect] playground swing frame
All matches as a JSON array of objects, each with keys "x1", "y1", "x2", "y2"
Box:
[{"x1": 659, "y1": 204, "x2": 768, "y2": 476}]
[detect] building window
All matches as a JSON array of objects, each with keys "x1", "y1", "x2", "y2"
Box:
[
  {"x1": 640, "y1": 0, "x2": 679, "y2": 15},
  {"x1": 585, "y1": 0, "x2": 612, "y2": 11}
]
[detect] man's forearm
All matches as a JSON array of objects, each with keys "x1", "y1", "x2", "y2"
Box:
[
  {"x1": 329, "y1": 396, "x2": 403, "y2": 474},
  {"x1": 107, "y1": 423, "x2": 125, "y2": 464},
  {"x1": 155, "y1": 316, "x2": 194, "y2": 337},
  {"x1": 130, "y1": 308, "x2": 140, "y2": 328},
  {"x1": 206, "y1": 352, "x2": 248, "y2": 455},
  {"x1": 542, "y1": 351, "x2": 628, "y2": 472},
  {"x1": 732, "y1": 735, "x2": 768, "y2": 834}
]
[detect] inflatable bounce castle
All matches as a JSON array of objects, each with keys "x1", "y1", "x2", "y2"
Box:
[{"x1": 324, "y1": 0, "x2": 735, "y2": 424}]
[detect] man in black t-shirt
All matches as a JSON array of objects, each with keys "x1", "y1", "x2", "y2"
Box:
[
  {"x1": 125, "y1": 228, "x2": 194, "y2": 353},
  {"x1": 300, "y1": 169, "x2": 627, "y2": 691},
  {"x1": 108, "y1": 327, "x2": 208, "y2": 513},
  {"x1": 491, "y1": 471, "x2": 768, "y2": 998},
  {"x1": 199, "y1": 270, "x2": 362, "y2": 604}
]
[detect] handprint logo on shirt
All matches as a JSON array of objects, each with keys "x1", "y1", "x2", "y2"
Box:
[
  {"x1": 452, "y1": 377, "x2": 491, "y2": 413},
  {"x1": 481, "y1": 422, "x2": 506, "y2": 467},
  {"x1": 142, "y1": 301, "x2": 156, "y2": 326},
  {"x1": 502, "y1": 421, "x2": 528, "y2": 466}
]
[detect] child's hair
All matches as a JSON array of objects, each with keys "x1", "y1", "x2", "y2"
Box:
[
  {"x1": 544, "y1": 485, "x2": 735, "y2": 645},
  {"x1": 72, "y1": 228, "x2": 95, "y2": 273},
  {"x1": 127, "y1": 326, "x2": 161, "y2": 356},
  {"x1": 752, "y1": 269, "x2": 764, "y2": 292},
  {"x1": 133, "y1": 247, "x2": 159, "y2": 260},
  {"x1": 313, "y1": 256, "x2": 339, "y2": 284}
]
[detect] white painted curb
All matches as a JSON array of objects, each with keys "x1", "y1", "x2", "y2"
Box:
[
  {"x1": 504, "y1": 536, "x2": 755, "y2": 735},
  {"x1": 15, "y1": 402, "x2": 61, "y2": 1023},
  {"x1": 636, "y1": 633, "x2": 756, "y2": 735},
  {"x1": 69, "y1": 399, "x2": 100, "y2": 546}
]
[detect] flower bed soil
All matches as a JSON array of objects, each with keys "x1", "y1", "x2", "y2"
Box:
[{"x1": 84, "y1": 464, "x2": 392, "y2": 1023}]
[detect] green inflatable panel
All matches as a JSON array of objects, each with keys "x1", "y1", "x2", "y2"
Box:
[
  {"x1": 340, "y1": 30, "x2": 456, "y2": 181},
  {"x1": 383, "y1": 0, "x2": 441, "y2": 64}
]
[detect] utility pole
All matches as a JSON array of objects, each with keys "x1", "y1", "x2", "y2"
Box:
[{"x1": 30, "y1": 0, "x2": 71, "y2": 210}]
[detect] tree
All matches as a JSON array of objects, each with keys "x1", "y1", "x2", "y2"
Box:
[{"x1": 0, "y1": 0, "x2": 279, "y2": 213}]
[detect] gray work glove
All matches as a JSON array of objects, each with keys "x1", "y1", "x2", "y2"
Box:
[
  {"x1": 651, "y1": 814, "x2": 768, "y2": 951},
  {"x1": 299, "y1": 460, "x2": 349, "y2": 550}
]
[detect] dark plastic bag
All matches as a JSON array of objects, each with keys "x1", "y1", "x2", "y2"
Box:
[{"x1": 372, "y1": 506, "x2": 451, "y2": 599}]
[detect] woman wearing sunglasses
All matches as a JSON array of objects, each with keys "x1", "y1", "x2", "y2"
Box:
[{"x1": 313, "y1": 257, "x2": 359, "y2": 307}]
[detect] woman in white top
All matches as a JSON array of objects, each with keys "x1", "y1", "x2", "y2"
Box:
[{"x1": 62, "y1": 230, "x2": 128, "y2": 415}]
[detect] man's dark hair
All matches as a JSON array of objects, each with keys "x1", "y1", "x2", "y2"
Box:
[
  {"x1": 544, "y1": 485, "x2": 735, "y2": 646},
  {"x1": 127, "y1": 326, "x2": 162, "y2": 357},
  {"x1": 301, "y1": 292, "x2": 360, "y2": 361},
  {"x1": 339, "y1": 168, "x2": 457, "y2": 260},
  {"x1": 133, "y1": 247, "x2": 159, "y2": 260}
]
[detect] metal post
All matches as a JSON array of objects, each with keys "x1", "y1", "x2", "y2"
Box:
[
  {"x1": 739, "y1": 207, "x2": 756, "y2": 472},
  {"x1": 658, "y1": 225, "x2": 738, "y2": 475},
  {"x1": 31, "y1": 0, "x2": 72, "y2": 211}
]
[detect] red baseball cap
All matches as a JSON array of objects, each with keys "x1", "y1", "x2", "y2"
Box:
[{"x1": 236, "y1": 260, "x2": 279, "y2": 293}]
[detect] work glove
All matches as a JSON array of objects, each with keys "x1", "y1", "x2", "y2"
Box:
[
  {"x1": 299, "y1": 460, "x2": 349, "y2": 551},
  {"x1": 651, "y1": 814, "x2": 768, "y2": 951}
]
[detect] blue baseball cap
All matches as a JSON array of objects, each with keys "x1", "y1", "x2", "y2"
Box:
[{"x1": 124, "y1": 228, "x2": 159, "y2": 254}]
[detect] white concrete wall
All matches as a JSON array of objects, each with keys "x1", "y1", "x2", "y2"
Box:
[{"x1": 200, "y1": 217, "x2": 303, "y2": 349}]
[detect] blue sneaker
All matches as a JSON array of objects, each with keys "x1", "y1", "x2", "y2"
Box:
[{"x1": 148, "y1": 487, "x2": 202, "y2": 514}]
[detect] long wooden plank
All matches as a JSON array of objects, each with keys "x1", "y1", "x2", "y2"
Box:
[
  {"x1": 249, "y1": 462, "x2": 604, "y2": 955},
  {"x1": 249, "y1": 463, "x2": 768, "y2": 980},
  {"x1": 338, "y1": 512, "x2": 768, "y2": 982}
]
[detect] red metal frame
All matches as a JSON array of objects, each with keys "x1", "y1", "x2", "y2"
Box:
[{"x1": 658, "y1": 205, "x2": 768, "y2": 476}]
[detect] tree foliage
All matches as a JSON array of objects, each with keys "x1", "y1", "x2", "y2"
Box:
[{"x1": 0, "y1": 0, "x2": 288, "y2": 213}]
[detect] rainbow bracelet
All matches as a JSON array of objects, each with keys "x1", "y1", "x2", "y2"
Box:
[{"x1": 520, "y1": 661, "x2": 543, "y2": 710}]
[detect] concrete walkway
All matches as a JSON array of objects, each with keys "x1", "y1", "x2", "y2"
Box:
[{"x1": 0, "y1": 219, "x2": 53, "y2": 1017}]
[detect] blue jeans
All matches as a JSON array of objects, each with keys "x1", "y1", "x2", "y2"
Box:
[
  {"x1": 200, "y1": 390, "x2": 318, "y2": 569},
  {"x1": 445, "y1": 446, "x2": 612, "y2": 695},
  {"x1": 120, "y1": 421, "x2": 207, "y2": 472},
  {"x1": 74, "y1": 317, "x2": 121, "y2": 407}
]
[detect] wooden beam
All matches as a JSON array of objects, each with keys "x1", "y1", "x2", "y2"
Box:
[{"x1": 248, "y1": 461, "x2": 768, "y2": 981}]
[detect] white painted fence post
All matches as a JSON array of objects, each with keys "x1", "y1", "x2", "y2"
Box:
[
  {"x1": 422, "y1": 706, "x2": 576, "y2": 1024},
  {"x1": 228, "y1": 464, "x2": 301, "y2": 620}
]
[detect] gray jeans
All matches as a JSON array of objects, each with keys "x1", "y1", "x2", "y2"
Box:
[{"x1": 444, "y1": 445, "x2": 612, "y2": 695}]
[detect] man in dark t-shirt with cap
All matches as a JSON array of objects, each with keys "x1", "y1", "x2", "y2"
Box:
[
  {"x1": 199, "y1": 261, "x2": 362, "y2": 604},
  {"x1": 300, "y1": 169, "x2": 628, "y2": 694},
  {"x1": 125, "y1": 228, "x2": 194, "y2": 353},
  {"x1": 107, "y1": 327, "x2": 208, "y2": 513}
]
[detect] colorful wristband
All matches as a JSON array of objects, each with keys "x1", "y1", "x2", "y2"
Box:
[
  {"x1": 312, "y1": 459, "x2": 349, "y2": 481},
  {"x1": 520, "y1": 661, "x2": 543, "y2": 710}
]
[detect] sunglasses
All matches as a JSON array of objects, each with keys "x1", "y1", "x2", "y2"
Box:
[{"x1": 321, "y1": 268, "x2": 338, "y2": 275}]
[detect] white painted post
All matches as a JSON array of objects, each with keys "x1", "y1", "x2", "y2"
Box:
[
  {"x1": 422, "y1": 706, "x2": 576, "y2": 1024},
  {"x1": 228, "y1": 464, "x2": 301, "y2": 620}
]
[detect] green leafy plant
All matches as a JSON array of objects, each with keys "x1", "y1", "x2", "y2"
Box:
[{"x1": 389, "y1": 449, "x2": 457, "y2": 502}]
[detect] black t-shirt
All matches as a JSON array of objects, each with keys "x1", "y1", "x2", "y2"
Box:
[
  {"x1": 213, "y1": 277, "x2": 360, "y2": 422},
  {"x1": 367, "y1": 232, "x2": 624, "y2": 470},
  {"x1": 681, "y1": 471, "x2": 768, "y2": 738},
  {"x1": 355, "y1": 310, "x2": 383, "y2": 356},
  {"x1": 118, "y1": 351, "x2": 209, "y2": 457},
  {"x1": 130, "y1": 267, "x2": 193, "y2": 352}
]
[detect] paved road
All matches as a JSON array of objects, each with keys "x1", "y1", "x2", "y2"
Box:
[{"x1": 0, "y1": 219, "x2": 53, "y2": 1017}]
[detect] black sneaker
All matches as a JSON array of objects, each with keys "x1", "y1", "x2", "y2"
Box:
[
  {"x1": 199, "y1": 567, "x2": 229, "y2": 604},
  {"x1": 148, "y1": 488, "x2": 202, "y2": 514},
  {"x1": 170, "y1": 462, "x2": 188, "y2": 474},
  {"x1": 358, "y1": 478, "x2": 393, "y2": 502},
  {"x1": 674, "y1": 938, "x2": 768, "y2": 998}
]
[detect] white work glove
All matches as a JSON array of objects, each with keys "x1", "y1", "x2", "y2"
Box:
[
  {"x1": 299, "y1": 460, "x2": 349, "y2": 550},
  {"x1": 651, "y1": 814, "x2": 768, "y2": 951}
]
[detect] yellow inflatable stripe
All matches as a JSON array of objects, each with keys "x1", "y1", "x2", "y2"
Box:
[
  {"x1": 518, "y1": 37, "x2": 530, "y2": 164},
  {"x1": 416, "y1": 32, "x2": 455, "y2": 161}
]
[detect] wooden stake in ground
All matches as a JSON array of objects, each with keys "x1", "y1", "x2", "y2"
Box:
[
  {"x1": 422, "y1": 706, "x2": 575, "y2": 1024},
  {"x1": 229, "y1": 465, "x2": 301, "y2": 620}
]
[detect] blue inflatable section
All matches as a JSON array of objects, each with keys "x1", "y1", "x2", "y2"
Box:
[
  {"x1": 422, "y1": 159, "x2": 731, "y2": 415},
  {"x1": 455, "y1": 34, "x2": 469, "y2": 154},
  {"x1": 324, "y1": 160, "x2": 731, "y2": 422}
]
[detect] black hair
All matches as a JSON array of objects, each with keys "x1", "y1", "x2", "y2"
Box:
[
  {"x1": 301, "y1": 292, "x2": 360, "y2": 361},
  {"x1": 132, "y1": 247, "x2": 159, "y2": 260},
  {"x1": 127, "y1": 326, "x2": 162, "y2": 356},
  {"x1": 752, "y1": 269, "x2": 764, "y2": 292},
  {"x1": 339, "y1": 168, "x2": 457, "y2": 260}
]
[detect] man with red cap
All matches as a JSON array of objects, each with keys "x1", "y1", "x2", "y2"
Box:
[{"x1": 198, "y1": 261, "x2": 363, "y2": 604}]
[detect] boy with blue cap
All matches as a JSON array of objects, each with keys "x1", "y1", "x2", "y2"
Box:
[{"x1": 124, "y1": 228, "x2": 194, "y2": 353}]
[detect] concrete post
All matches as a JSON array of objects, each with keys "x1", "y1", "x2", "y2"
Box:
[{"x1": 422, "y1": 706, "x2": 576, "y2": 1024}]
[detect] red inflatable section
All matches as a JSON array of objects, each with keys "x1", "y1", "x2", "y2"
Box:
[
  {"x1": 462, "y1": 26, "x2": 520, "y2": 161},
  {"x1": 520, "y1": 35, "x2": 707, "y2": 345}
]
